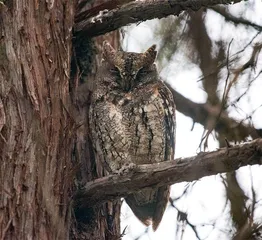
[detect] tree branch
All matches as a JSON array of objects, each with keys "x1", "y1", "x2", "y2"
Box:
[
  {"x1": 166, "y1": 83, "x2": 262, "y2": 142},
  {"x1": 74, "y1": 138, "x2": 262, "y2": 208},
  {"x1": 210, "y1": 6, "x2": 262, "y2": 32},
  {"x1": 74, "y1": 0, "x2": 243, "y2": 37}
]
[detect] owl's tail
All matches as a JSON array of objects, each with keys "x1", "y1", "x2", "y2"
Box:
[{"x1": 125, "y1": 186, "x2": 170, "y2": 231}]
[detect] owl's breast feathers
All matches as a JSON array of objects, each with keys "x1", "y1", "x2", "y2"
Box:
[{"x1": 119, "y1": 81, "x2": 175, "y2": 164}]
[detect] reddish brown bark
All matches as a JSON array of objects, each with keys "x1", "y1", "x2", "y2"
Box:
[{"x1": 0, "y1": 1, "x2": 75, "y2": 239}]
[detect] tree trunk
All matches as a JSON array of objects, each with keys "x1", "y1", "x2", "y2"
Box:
[
  {"x1": 0, "y1": 1, "x2": 75, "y2": 239},
  {"x1": 0, "y1": 1, "x2": 122, "y2": 240}
]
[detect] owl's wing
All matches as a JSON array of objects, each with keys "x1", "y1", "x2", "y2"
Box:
[
  {"x1": 158, "y1": 81, "x2": 176, "y2": 161},
  {"x1": 90, "y1": 100, "x2": 131, "y2": 175},
  {"x1": 152, "y1": 81, "x2": 175, "y2": 230}
]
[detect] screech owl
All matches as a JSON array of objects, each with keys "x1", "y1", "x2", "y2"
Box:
[{"x1": 89, "y1": 41, "x2": 176, "y2": 231}]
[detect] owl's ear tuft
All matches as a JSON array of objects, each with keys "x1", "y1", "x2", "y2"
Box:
[
  {"x1": 143, "y1": 44, "x2": 157, "y2": 66},
  {"x1": 102, "y1": 41, "x2": 116, "y2": 64}
]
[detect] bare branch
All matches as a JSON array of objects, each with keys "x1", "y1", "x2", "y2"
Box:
[
  {"x1": 210, "y1": 6, "x2": 262, "y2": 32},
  {"x1": 224, "y1": 43, "x2": 262, "y2": 102},
  {"x1": 74, "y1": 0, "x2": 243, "y2": 37},
  {"x1": 188, "y1": 10, "x2": 222, "y2": 105},
  {"x1": 225, "y1": 172, "x2": 248, "y2": 229},
  {"x1": 74, "y1": 139, "x2": 262, "y2": 208},
  {"x1": 187, "y1": 10, "x2": 227, "y2": 149},
  {"x1": 166, "y1": 83, "x2": 262, "y2": 142},
  {"x1": 76, "y1": 0, "x2": 135, "y2": 21}
]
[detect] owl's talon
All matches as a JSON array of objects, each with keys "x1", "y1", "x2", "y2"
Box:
[{"x1": 117, "y1": 163, "x2": 136, "y2": 175}]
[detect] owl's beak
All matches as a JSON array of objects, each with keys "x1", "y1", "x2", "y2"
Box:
[{"x1": 120, "y1": 73, "x2": 135, "y2": 92}]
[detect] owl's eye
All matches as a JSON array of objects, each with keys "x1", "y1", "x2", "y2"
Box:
[
  {"x1": 110, "y1": 67, "x2": 119, "y2": 74},
  {"x1": 110, "y1": 67, "x2": 121, "y2": 78},
  {"x1": 136, "y1": 68, "x2": 147, "y2": 77}
]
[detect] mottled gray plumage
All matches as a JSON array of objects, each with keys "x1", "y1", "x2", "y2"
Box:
[{"x1": 89, "y1": 41, "x2": 176, "y2": 231}]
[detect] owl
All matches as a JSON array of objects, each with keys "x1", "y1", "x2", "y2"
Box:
[{"x1": 89, "y1": 41, "x2": 176, "y2": 231}]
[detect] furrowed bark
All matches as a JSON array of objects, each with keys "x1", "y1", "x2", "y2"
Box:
[{"x1": 0, "y1": 2, "x2": 74, "y2": 239}]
